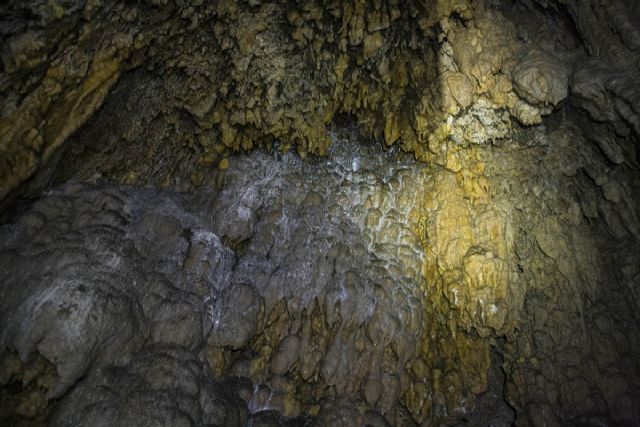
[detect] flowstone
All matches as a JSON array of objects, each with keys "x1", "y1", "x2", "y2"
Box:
[
  {"x1": 2, "y1": 119, "x2": 640, "y2": 425},
  {"x1": 1, "y1": 132, "x2": 435, "y2": 425}
]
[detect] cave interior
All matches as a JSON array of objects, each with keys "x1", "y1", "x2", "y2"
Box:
[{"x1": 1, "y1": 0, "x2": 640, "y2": 426}]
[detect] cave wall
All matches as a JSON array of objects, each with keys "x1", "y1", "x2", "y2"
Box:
[{"x1": 1, "y1": 0, "x2": 640, "y2": 426}]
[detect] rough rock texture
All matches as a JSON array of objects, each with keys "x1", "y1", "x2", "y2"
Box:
[
  {"x1": 3, "y1": 122, "x2": 640, "y2": 425},
  {"x1": 5, "y1": 0, "x2": 636, "y2": 200},
  {"x1": 1, "y1": 133, "x2": 430, "y2": 425},
  {"x1": 1, "y1": 0, "x2": 640, "y2": 426}
]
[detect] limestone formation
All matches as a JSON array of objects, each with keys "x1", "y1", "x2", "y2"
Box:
[
  {"x1": 1, "y1": 0, "x2": 618, "y2": 199},
  {"x1": 1, "y1": 0, "x2": 639, "y2": 426}
]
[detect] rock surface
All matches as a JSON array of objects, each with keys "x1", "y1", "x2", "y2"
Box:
[
  {"x1": 1, "y1": 0, "x2": 637, "y2": 200},
  {"x1": 1, "y1": 0, "x2": 640, "y2": 426},
  {"x1": 2, "y1": 122, "x2": 640, "y2": 425}
]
